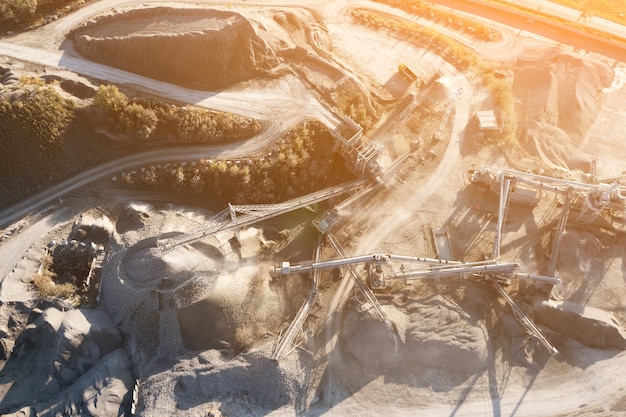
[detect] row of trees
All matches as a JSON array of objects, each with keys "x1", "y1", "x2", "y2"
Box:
[
  {"x1": 121, "y1": 121, "x2": 349, "y2": 204},
  {"x1": 94, "y1": 85, "x2": 261, "y2": 143},
  {"x1": 0, "y1": 81, "x2": 261, "y2": 208},
  {"x1": 375, "y1": 0, "x2": 500, "y2": 42}
]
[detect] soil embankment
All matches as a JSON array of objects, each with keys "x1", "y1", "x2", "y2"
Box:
[
  {"x1": 72, "y1": 7, "x2": 279, "y2": 90},
  {"x1": 0, "y1": 307, "x2": 133, "y2": 415},
  {"x1": 514, "y1": 48, "x2": 613, "y2": 170}
]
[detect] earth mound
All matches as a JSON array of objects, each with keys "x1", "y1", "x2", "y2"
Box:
[
  {"x1": 340, "y1": 295, "x2": 489, "y2": 377},
  {"x1": 138, "y1": 342, "x2": 303, "y2": 415},
  {"x1": 514, "y1": 50, "x2": 613, "y2": 169},
  {"x1": 72, "y1": 7, "x2": 279, "y2": 90},
  {"x1": 402, "y1": 297, "x2": 489, "y2": 373},
  {"x1": 0, "y1": 308, "x2": 133, "y2": 415},
  {"x1": 533, "y1": 299, "x2": 626, "y2": 349}
]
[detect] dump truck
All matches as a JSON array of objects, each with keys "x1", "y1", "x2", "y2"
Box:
[{"x1": 398, "y1": 63, "x2": 418, "y2": 82}]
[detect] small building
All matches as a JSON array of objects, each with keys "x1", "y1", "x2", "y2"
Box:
[{"x1": 476, "y1": 110, "x2": 499, "y2": 132}]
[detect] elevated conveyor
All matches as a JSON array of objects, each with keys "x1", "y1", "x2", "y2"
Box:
[
  {"x1": 489, "y1": 275, "x2": 559, "y2": 356},
  {"x1": 157, "y1": 178, "x2": 371, "y2": 253},
  {"x1": 271, "y1": 235, "x2": 323, "y2": 361},
  {"x1": 326, "y1": 233, "x2": 388, "y2": 321}
]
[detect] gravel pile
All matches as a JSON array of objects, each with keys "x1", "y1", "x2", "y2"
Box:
[
  {"x1": 0, "y1": 307, "x2": 133, "y2": 415},
  {"x1": 339, "y1": 293, "x2": 489, "y2": 380},
  {"x1": 136, "y1": 339, "x2": 305, "y2": 416},
  {"x1": 98, "y1": 203, "x2": 305, "y2": 415}
]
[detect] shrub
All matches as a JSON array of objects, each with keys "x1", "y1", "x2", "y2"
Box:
[
  {"x1": 32, "y1": 271, "x2": 77, "y2": 299},
  {"x1": 94, "y1": 84, "x2": 128, "y2": 114},
  {"x1": 0, "y1": 85, "x2": 75, "y2": 182}
]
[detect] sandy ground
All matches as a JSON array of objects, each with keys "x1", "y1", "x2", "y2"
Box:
[{"x1": 0, "y1": 1, "x2": 626, "y2": 416}]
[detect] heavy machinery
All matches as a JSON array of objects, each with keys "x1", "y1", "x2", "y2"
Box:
[
  {"x1": 469, "y1": 167, "x2": 626, "y2": 221},
  {"x1": 398, "y1": 63, "x2": 418, "y2": 82},
  {"x1": 275, "y1": 250, "x2": 560, "y2": 356},
  {"x1": 274, "y1": 253, "x2": 560, "y2": 288},
  {"x1": 157, "y1": 178, "x2": 371, "y2": 253},
  {"x1": 469, "y1": 168, "x2": 540, "y2": 206}
]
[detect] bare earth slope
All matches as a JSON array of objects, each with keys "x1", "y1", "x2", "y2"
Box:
[
  {"x1": 0, "y1": 307, "x2": 133, "y2": 416},
  {"x1": 72, "y1": 7, "x2": 279, "y2": 90},
  {"x1": 514, "y1": 46, "x2": 614, "y2": 169}
]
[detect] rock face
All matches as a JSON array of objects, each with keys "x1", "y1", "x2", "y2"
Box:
[
  {"x1": 0, "y1": 308, "x2": 134, "y2": 416},
  {"x1": 72, "y1": 7, "x2": 278, "y2": 90}
]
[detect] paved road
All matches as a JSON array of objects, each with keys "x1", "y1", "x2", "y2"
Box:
[
  {"x1": 429, "y1": 0, "x2": 626, "y2": 61},
  {"x1": 507, "y1": 0, "x2": 626, "y2": 39}
]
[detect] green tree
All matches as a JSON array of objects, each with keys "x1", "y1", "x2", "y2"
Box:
[
  {"x1": 94, "y1": 84, "x2": 128, "y2": 116},
  {"x1": 122, "y1": 103, "x2": 158, "y2": 141},
  {"x1": 0, "y1": 86, "x2": 75, "y2": 182}
]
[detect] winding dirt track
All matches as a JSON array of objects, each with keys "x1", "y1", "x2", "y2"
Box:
[
  {"x1": 317, "y1": 68, "x2": 472, "y2": 415},
  {"x1": 0, "y1": 0, "x2": 614, "y2": 228}
]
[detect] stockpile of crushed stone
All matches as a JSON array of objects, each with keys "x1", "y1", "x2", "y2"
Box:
[
  {"x1": 514, "y1": 48, "x2": 613, "y2": 170},
  {"x1": 0, "y1": 307, "x2": 134, "y2": 416},
  {"x1": 136, "y1": 341, "x2": 305, "y2": 416},
  {"x1": 72, "y1": 7, "x2": 278, "y2": 90},
  {"x1": 339, "y1": 293, "x2": 489, "y2": 383},
  {"x1": 96, "y1": 204, "x2": 310, "y2": 415},
  {"x1": 533, "y1": 299, "x2": 626, "y2": 350}
]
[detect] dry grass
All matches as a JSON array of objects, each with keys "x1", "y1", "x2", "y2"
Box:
[
  {"x1": 375, "y1": 0, "x2": 500, "y2": 42},
  {"x1": 32, "y1": 270, "x2": 77, "y2": 300}
]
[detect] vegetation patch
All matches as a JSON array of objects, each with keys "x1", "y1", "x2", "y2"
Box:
[
  {"x1": 32, "y1": 254, "x2": 79, "y2": 302},
  {"x1": 32, "y1": 240, "x2": 104, "y2": 305},
  {"x1": 0, "y1": 83, "x2": 75, "y2": 186},
  {"x1": 121, "y1": 120, "x2": 353, "y2": 204},
  {"x1": 0, "y1": 0, "x2": 91, "y2": 33},
  {"x1": 0, "y1": 81, "x2": 261, "y2": 208},
  {"x1": 94, "y1": 85, "x2": 261, "y2": 144},
  {"x1": 32, "y1": 272, "x2": 77, "y2": 300},
  {"x1": 332, "y1": 77, "x2": 379, "y2": 133},
  {"x1": 374, "y1": 0, "x2": 500, "y2": 42}
]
